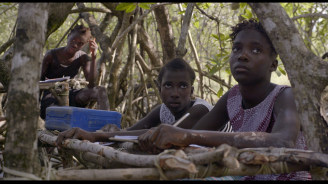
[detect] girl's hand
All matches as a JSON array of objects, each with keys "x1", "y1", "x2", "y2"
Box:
[
  {"x1": 89, "y1": 38, "x2": 98, "y2": 58},
  {"x1": 138, "y1": 124, "x2": 191, "y2": 153},
  {"x1": 55, "y1": 127, "x2": 95, "y2": 149}
]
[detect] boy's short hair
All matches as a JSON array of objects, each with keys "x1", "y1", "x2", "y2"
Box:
[
  {"x1": 158, "y1": 58, "x2": 196, "y2": 85},
  {"x1": 68, "y1": 23, "x2": 93, "y2": 40},
  {"x1": 229, "y1": 18, "x2": 277, "y2": 58}
]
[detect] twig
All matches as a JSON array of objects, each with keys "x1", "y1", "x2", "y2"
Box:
[
  {"x1": 136, "y1": 59, "x2": 151, "y2": 111},
  {"x1": 111, "y1": 3, "x2": 172, "y2": 51},
  {"x1": 291, "y1": 13, "x2": 328, "y2": 21},
  {"x1": 0, "y1": 3, "x2": 17, "y2": 16}
]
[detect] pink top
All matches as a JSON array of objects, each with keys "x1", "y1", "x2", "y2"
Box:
[{"x1": 227, "y1": 84, "x2": 311, "y2": 180}]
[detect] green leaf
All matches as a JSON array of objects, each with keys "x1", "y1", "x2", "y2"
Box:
[
  {"x1": 217, "y1": 87, "x2": 224, "y2": 98},
  {"x1": 278, "y1": 66, "x2": 286, "y2": 75},
  {"x1": 225, "y1": 68, "x2": 231, "y2": 75},
  {"x1": 178, "y1": 10, "x2": 185, "y2": 14},
  {"x1": 239, "y1": 3, "x2": 247, "y2": 9},
  {"x1": 194, "y1": 20, "x2": 199, "y2": 28},
  {"x1": 138, "y1": 3, "x2": 150, "y2": 9},
  {"x1": 245, "y1": 9, "x2": 253, "y2": 18},
  {"x1": 219, "y1": 33, "x2": 225, "y2": 40},
  {"x1": 211, "y1": 34, "x2": 220, "y2": 41},
  {"x1": 275, "y1": 70, "x2": 281, "y2": 77},
  {"x1": 126, "y1": 4, "x2": 137, "y2": 13},
  {"x1": 115, "y1": 3, "x2": 134, "y2": 11},
  {"x1": 241, "y1": 14, "x2": 251, "y2": 19},
  {"x1": 203, "y1": 3, "x2": 211, "y2": 9},
  {"x1": 217, "y1": 52, "x2": 228, "y2": 58},
  {"x1": 211, "y1": 33, "x2": 226, "y2": 41},
  {"x1": 208, "y1": 65, "x2": 219, "y2": 76}
]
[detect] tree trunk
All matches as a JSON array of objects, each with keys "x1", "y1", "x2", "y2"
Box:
[
  {"x1": 4, "y1": 3, "x2": 49, "y2": 178},
  {"x1": 248, "y1": 3, "x2": 328, "y2": 158},
  {"x1": 46, "y1": 3, "x2": 75, "y2": 39},
  {"x1": 154, "y1": 5, "x2": 176, "y2": 64},
  {"x1": 176, "y1": 3, "x2": 194, "y2": 58},
  {"x1": 108, "y1": 11, "x2": 131, "y2": 110},
  {"x1": 136, "y1": 25, "x2": 163, "y2": 70}
]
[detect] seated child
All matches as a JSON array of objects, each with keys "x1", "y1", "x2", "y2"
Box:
[
  {"x1": 137, "y1": 19, "x2": 311, "y2": 180},
  {"x1": 55, "y1": 58, "x2": 232, "y2": 147},
  {"x1": 40, "y1": 24, "x2": 110, "y2": 119}
]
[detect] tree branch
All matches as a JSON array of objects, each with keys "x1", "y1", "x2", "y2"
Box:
[
  {"x1": 291, "y1": 13, "x2": 328, "y2": 20},
  {"x1": 176, "y1": 3, "x2": 195, "y2": 58},
  {"x1": 0, "y1": 3, "x2": 17, "y2": 16},
  {"x1": 70, "y1": 7, "x2": 111, "y2": 14},
  {"x1": 111, "y1": 3, "x2": 171, "y2": 51},
  {"x1": 195, "y1": 69, "x2": 231, "y2": 89},
  {"x1": 0, "y1": 37, "x2": 15, "y2": 55}
]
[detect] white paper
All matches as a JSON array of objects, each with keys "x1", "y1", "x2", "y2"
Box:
[
  {"x1": 94, "y1": 136, "x2": 138, "y2": 146},
  {"x1": 94, "y1": 142, "x2": 115, "y2": 146},
  {"x1": 40, "y1": 76, "x2": 70, "y2": 83},
  {"x1": 189, "y1": 144, "x2": 207, "y2": 148},
  {"x1": 114, "y1": 135, "x2": 138, "y2": 140}
]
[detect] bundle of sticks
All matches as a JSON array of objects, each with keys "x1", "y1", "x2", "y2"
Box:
[{"x1": 36, "y1": 130, "x2": 328, "y2": 180}]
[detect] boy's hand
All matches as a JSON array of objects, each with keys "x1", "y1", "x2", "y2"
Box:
[
  {"x1": 89, "y1": 38, "x2": 98, "y2": 58},
  {"x1": 55, "y1": 127, "x2": 95, "y2": 149}
]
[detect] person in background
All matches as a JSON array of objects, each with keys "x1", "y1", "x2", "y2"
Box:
[{"x1": 40, "y1": 24, "x2": 110, "y2": 120}]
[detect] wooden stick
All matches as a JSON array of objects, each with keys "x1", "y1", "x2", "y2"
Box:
[
  {"x1": 173, "y1": 113, "x2": 190, "y2": 127},
  {"x1": 53, "y1": 161, "x2": 311, "y2": 180},
  {"x1": 38, "y1": 130, "x2": 197, "y2": 171},
  {"x1": 38, "y1": 130, "x2": 328, "y2": 179}
]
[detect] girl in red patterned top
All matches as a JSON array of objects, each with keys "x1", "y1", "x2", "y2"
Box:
[{"x1": 138, "y1": 18, "x2": 311, "y2": 180}]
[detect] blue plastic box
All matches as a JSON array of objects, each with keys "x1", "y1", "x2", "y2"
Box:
[{"x1": 45, "y1": 106, "x2": 122, "y2": 132}]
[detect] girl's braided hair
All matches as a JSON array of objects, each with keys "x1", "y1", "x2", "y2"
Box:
[{"x1": 229, "y1": 18, "x2": 277, "y2": 57}]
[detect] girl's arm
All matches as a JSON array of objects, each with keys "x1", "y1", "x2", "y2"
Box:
[
  {"x1": 138, "y1": 88, "x2": 301, "y2": 151},
  {"x1": 40, "y1": 51, "x2": 53, "y2": 81},
  {"x1": 55, "y1": 127, "x2": 150, "y2": 148},
  {"x1": 82, "y1": 39, "x2": 97, "y2": 88}
]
